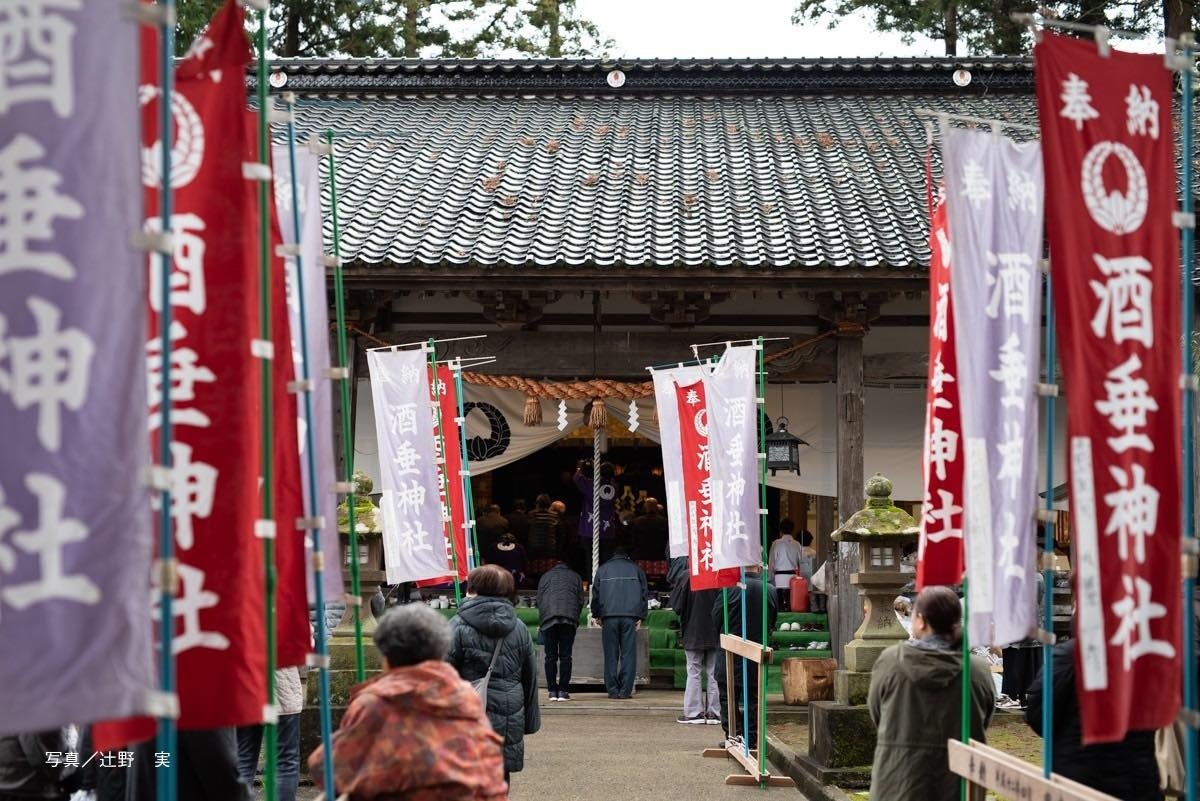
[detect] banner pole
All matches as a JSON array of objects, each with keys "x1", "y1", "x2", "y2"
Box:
[
  {"x1": 153, "y1": 2, "x2": 178, "y2": 798},
  {"x1": 254, "y1": 11, "x2": 278, "y2": 801},
  {"x1": 755, "y1": 335, "x2": 770, "y2": 780},
  {"x1": 592, "y1": 425, "x2": 600, "y2": 603},
  {"x1": 281, "y1": 95, "x2": 336, "y2": 797},
  {"x1": 739, "y1": 564, "x2": 751, "y2": 758},
  {"x1": 1041, "y1": 270, "x2": 1057, "y2": 780},
  {"x1": 960, "y1": 575, "x2": 970, "y2": 801},
  {"x1": 427, "y1": 344, "x2": 463, "y2": 604},
  {"x1": 324, "y1": 131, "x2": 366, "y2": 682},
  {"x1": 451, "y1": 366, "x2": 480, "y2": 569},
  {"x1": 1180, "y1": 35, "x2": 1198, "y2": 801}
]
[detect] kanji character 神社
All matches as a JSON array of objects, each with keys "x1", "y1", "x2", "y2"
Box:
[
  {"x1": 0, "y1": 134, "x2": 83, "y2": 280},
  {"x1": 1110, "y1": 575, "x2": 1173, "y2": 670},
  {"x1": 0, "y1": 0, "x2": 81, "y2": 117},
  {"x1": 928, "y1": 416, "x2": 959, "y2": 482},
  {"x1": 922, "y1": 488, "x2": 962, "y2": 545},
  {"x1": 0, "y1": 295, "x2": 94, "y2": 452},
  {"x1": 154, "y1": 441, "x2": 218, "y2": 552},
  {"x1": 1102, "y1": 463, "x2": 1159, "y2": 565},
  {"x1": 154, "y1": 563, "x2": 230, "y2": 656}
]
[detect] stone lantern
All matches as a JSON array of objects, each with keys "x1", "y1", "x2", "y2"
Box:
[
  {"x1": 337, "y1": 470, "x2": 384, "y2": 632},
  {"x1": 829, "y1": 473, "x2": 918, "y2": 701}
]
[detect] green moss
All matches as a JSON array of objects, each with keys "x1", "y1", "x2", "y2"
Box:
[
  {"x1": 832, "y1": 473, "x2": 919, "y2": 542},
  {"x1": 337, "y1": 469, "x2": 382, "y2": 535}
]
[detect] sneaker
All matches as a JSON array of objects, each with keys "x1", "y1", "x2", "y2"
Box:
[
  {"x1": 723, "y1": 735, "x2": 744, "y2": 749},
  {"x1": 559, "y1": 691, "x2": 571, "y2": 701},
  {"x1": 677, "y1": 714, "x2": 707, "y2": 725},
  {"x1": 548, "y1": 691, "x2": 560, "y2": 701},
  {"x1": 705, "y1": 713, "x2": 721, "y2": 725}
]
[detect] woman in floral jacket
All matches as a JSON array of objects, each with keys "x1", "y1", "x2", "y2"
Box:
[{"x1": 308, "y1": 604, "x2": 507, "y2": 801}]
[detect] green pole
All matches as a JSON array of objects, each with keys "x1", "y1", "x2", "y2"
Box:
[
  {"x1": 254, "y1": 11, "x2": 277, "y2": 801},
  {"x1": 427, "y1": 343, "x2": 462, "y2": 604},
  {"x1": 324, "y1": 131, "x2": 366, "y2": 681},
  {"x1": 960, "y1": 576, "x2": 970, "y2": 801},
  {"x1": 755, "y1": 337, "x2": 770, "y2": 782}
]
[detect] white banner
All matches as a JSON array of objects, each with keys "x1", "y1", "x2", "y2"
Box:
[
  {"x1": 652, "y1": 365, "x2": 707, "y2": 557},
  {"x1": 368, "y1": 349, "x2": 451, "y2": 584},
  {"x1": 274, "y1": 146, "x2": 342, "y2": 604},
  {"x1": 943, "y1": 126, "x2": 1045, "y2": 646},
  {"x1": 706, "y1": 346, "x2": 762, "y2": 569}
]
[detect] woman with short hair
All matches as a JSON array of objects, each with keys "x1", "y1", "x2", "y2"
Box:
[
  {"x1": 867, "y1": 586, "x2": 995, "y2": 801},
  {"x1": 449, "y1": 565, "x2": 541, "y2": 781},
  {"x1": 308, "y1": 604, "x2": 507, "y2": 800}
]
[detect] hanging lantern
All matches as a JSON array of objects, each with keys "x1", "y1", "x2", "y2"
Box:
[{"x1": 765, "y1": 416, "x2": 806, "y2": 476}]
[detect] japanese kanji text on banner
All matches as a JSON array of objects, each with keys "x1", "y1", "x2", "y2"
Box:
[
  {"x1": 917, "y1": 193, "x2": 966, "y2": 589},
  {"x1": 1035, "y1": 32, "x2": 1182, "y2": 743},
  {"x1": 0, "y1": 0, "x2": 157, "y2": 735},
  {"x1": 705, "y1": 346, "x2": 762, "y2": 571},
  {"x1": 652, "y1": 365, "x2": 706, "y2": 559},
  {"x1": 674, "y1": 380, "x2": 738, "y2": 591},
  {"x1": 369, "y1": 349, "x2": 452, "y2": 584},
  {"x1": 943, "y1": 126, "x2": 1045, "y2": 646}
]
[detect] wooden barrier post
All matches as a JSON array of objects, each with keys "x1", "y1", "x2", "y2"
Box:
[{"x1": 948, "y1": 740, "x2": 1121, "y2": 801}]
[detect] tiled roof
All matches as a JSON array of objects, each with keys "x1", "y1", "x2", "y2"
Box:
[{"x1": 266, "y1": 58, "x2": 1037, "y2": 274}]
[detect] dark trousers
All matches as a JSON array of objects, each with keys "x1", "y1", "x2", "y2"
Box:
[
  {"x1": 236, "y1": 714, "x2": 300, "y2": 801},
  {"x1": 542, "y1": 622, "x2": 578, "y2": 692},
  {"x1": 128, "y1": 728, "x2": 250, "y2": 801},
  {"x1": 601, "y1": 616, "x2": 637, "y2": 697},
  {"x1": 716, "y1": 654, "x2": 761, "y2": 746}
]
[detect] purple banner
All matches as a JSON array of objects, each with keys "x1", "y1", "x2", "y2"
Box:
[
  {"x1": 942, "y1": 126, "x2": 1044, "y2": 646},
  {"x1": 273, "y1": 145, "x2": 342, "y2": 604},
  {"x1": 0, "y1": 1, "x2": 156, "y2": 733}
]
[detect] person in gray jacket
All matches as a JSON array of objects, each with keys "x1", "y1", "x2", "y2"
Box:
[
  {"x1": 590, "y1": 541, "x2": 648, "y2": 699},
  {"x1": 536, "y1": 550, "x2": 585, "y2": 702},
  {"x1": 449, "y1": 564, "x2": 541, "y2": 780}
]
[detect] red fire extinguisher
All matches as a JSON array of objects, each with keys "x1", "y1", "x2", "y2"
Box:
[{"x1": 789, "y1": 575, "x2": 810, "y2": 613}]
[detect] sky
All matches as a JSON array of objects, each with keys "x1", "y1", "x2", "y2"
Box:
[{"x1": 574, "y1": 0, "x2": 945, "y2": 59}]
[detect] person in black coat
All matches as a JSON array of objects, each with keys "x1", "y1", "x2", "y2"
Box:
[
  {"x1": 711, "y1": 567, "x2": 778, "y2": 748},
  {"x1": 630, "y1": 500, "x2": 669, "y2": 562},
  {"x1": 126, "y1": 728, "x2": 250, "y2": 801},
  {"x1": 448, "y1": 565, "x2": 541, "y2": 778},
  {"x1": 1025, "y1": 641, "x2": 1163, "y2": 801},
  {"x1": 0, "y1": 730, "x2": 79, "y2": 800},
  {"x1": 536, "y1": 553, "x2": 585, "y2": 702},
  {"x1": 590, "y1": 542, "x2": 648, "y2": 699},
  {"x1": 669, "y1": 559, "x2": 722, "y2": 725}
]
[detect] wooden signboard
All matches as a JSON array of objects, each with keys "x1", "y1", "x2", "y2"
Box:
[{"x1": 947, "y1": 740, "x2": 1119, "y2": 801}]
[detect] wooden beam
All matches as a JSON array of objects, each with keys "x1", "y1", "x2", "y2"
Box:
[
  {"x1": 833, "y1": 312, "x2": 866, "y2": 665},
  {"x1": 721, "y1": 633, "x2": 773, "y2": 665},
  {"x1": 948, "y1": 740, "x2": 1119, "y2": 801}
]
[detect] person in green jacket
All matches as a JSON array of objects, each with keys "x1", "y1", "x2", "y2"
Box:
[{"x1": 867, "y1": 585, "x2": 995, "y2": 801}]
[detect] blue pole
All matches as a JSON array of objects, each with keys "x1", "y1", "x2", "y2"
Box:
[
  {"x1": 451, "y1": 366, "x2": 479, "y2": 570},
  {"x1": 739, "y1": 566, "x2": 751, "y2": 757},
  {"x1": 154, "y1": 5, "x2": 177, "y2": 800},
  {"x1": 1180, "y1": 36, "x2": 1198, "y2": 801},
  {"x1": 281, "y1": 95, "x2": 336, "y2": 799},
  {"x1": 1041, "y1": 272, "x2": 1057, "y2": 780}
]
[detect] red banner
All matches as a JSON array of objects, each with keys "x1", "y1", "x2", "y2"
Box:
[
  {"x1": 917, "y1": 193, "x2": 965, "y2": 589},
  {"x1": 1035, "y1": 32, "x2": 1182, "y2": 743},
  {"x1": 254, "y1": 123, "x2": 311, "y2": 670},
  {"x1": 96, "y1": 3, "x2": 261, "y2": 749},
  {"x1": 675, "y1": 381, "x2": 738, "y2": 591},
  {"x1": 418, "y1": 365, "x2": 470, "y2": 586}
]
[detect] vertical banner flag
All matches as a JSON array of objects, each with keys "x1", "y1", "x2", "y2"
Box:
[
  {"x1": 917, "y1": 192, "x2": 966, "y2": 589},
  {"x1": 273, "y1": 145, "x2": 342, "y2": 603},
  {"x1": 675, "y1": 381, "x2": 739, "y2": 590},
  {"x1": 706, "y1": 346, "x2": 762, "y2": 570},
  {"x1": 418, "y1": 364, "x2": 470, "y2": 585},
  {"x1": 256, "y1": 135, "x2": 310, "y2": 670},
  {"x1": 140, "y1": 3, "x2": 266, "y2": 730},
  {"x1": 0, "y1": 0, "x2": 157, "y2": 734},
  {"x1": 1035, "y1": 32, "x2": 1182, "y2": 742},
  {"x1": 943, "y1": 126, "x2": 1044, "y2": 646},
  {"x1": 653, "y1": 365, "x2": 706, "y2": 558},
  {"x1": 369, "y1": 349, "x2": 452, "y2": 584}
]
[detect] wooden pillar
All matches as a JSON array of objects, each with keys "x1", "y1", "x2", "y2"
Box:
[
  {"x1": 832, "y1": 322, "x2": 866, "y2": 666},
  {"x1": 815, "y1": 494, "x2": 835, "y2": 567}
]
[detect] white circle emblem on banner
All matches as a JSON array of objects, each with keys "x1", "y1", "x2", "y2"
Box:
[
  {"x1": 694, "y1": 408, "x2": 708, "y2": 438},
  {"x1": 139, "y1": 84, "x2": 205, "y2": 189},
  {"x1": 599, "y1": 484, "x2": 616, "y2": 501},
  {"x1": 1080, "y1": 141, "x2": 1148, "y2": 235}
]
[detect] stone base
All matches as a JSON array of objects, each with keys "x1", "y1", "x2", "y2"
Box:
[
  {"x1": 843, "y1": 639, "x2": 891, "y2": 673},
  {"x1": 807, "y1": 700, "x2": 876, "y2": 771},
  {"x1": 833, "y1": 669, "x2": 872, "y2": 706}
]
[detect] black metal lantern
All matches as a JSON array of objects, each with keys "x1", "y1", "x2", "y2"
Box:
[{"x1": 765, "y1": 417, "x2": 806, "y2": 476}]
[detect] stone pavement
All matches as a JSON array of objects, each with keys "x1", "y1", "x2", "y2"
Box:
[
  {"x1": 510, "y1": 689, "x2": 806, "y2": 801},
  {"x1": 281, "y1": 689, "x2": 808, "y2": 800}
]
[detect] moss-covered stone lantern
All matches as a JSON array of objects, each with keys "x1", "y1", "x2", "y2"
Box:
[
  {"x1": 830, "y1": 473, "x2": 919, "y2": 684},
  {"x1": 337, "y1": 470, "x2": 384, "y2": 632}
]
